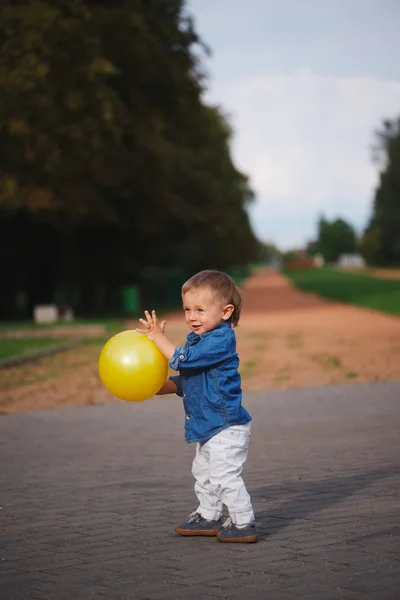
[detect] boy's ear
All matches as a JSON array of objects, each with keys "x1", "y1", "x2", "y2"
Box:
[{"x1": 222, "y1": 304, "x2": 234, "y2": 320}]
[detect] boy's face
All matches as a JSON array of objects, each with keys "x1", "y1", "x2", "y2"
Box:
[{"x1": 182, "y1": 289, "x2": 234, "y2": 335}]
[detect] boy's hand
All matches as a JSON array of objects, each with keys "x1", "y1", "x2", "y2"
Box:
[
  {"x1": 136, "y1": 310, "x2": 166, "y2": 340},
  {"x1": 136, "y1": 310, "x2": 176, "y2": 360}
]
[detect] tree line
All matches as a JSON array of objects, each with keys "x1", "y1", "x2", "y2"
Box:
[
  {"x1": 300, "y1": 115, "x2": 400, "y2": 266},
  {"x1": 0, "y1": 0, "x2": 259, "y2": 319},
  {"x1": 361, "y1": 117, "x2": 400, "y2": 265}
]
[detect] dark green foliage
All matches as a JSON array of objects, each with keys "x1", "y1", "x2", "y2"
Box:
[
  {"x1": 316, "y1": 216, "x2": 357, "y2": 263},
  {"x1": 361, "y1": 117, "x2": 400, "y2": 265},
  {"x1": 0, "y1": 1, "x2": 258, "y2": 318},
  {"x1": 286, "y1": 268, "x2": 400, "y2": 315}
]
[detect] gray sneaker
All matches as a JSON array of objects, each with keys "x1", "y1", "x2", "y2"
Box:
[
  {"x1": 217, "y1": 517, "x2": 258, "y2": 543},
  {"x1": 175, "y1": 511, "x2": 222, "y2": 536}
]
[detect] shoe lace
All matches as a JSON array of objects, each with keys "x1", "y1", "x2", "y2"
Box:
[
  {"x1": 188, "y1": 511, "x2": 202, "y2": 523},
  {"x1": 222, "y1": 516, "x2": 233, "y2": 529}
]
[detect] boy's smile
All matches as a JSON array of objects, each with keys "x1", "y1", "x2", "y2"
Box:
[{"x1": 182, "y1": 289, "x2": 234, "y2": 335}]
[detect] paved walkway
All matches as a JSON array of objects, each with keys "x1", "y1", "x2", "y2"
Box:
[{"x1": 1, "y1": 381, "x2": 400, "y2": 600}]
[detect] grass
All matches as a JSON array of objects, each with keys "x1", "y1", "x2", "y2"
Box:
[
  {"x1": 0, "y1": 318, "x2": 146, "y2": 396},
  {"x1": 253, "y1": 343, "x2": 267, "y2": 352},
  {"x1": 346, "y1": 371, "x2": 359, "y2": 379},
  {"x1": 311, "y1": 353, "x2": 342, "y2": 369},
  {"x1": 0, "y1": 371, "x2": 52, "y2": 392},
  {"x1": 285, "y1": 268, "x2": 400, "y2": 315},
  {"x1": 0, "y1": 318, "x2": 125, "y2": 362},
  {"x1": 286, "y1": 332, "x2": 303, "y2": 349},
  {"x1": 274, "y1": 367, "x2": 291, "y2": 383},
  {"x1": 0, "y1": 317, "x2": 124, "y2": 391},
  {"x1": 240, "y1": 359, "x2": 258, "y2": 378},
  {"x1": 0, "y1": 318, "x2": 125, "y2": 331},
  {"x1": 247, "y1": 331, "x2": 273, "y2": 341},
  {"x1": 0, "y1": 338, "x2": 67, "y2": 361},
  {"x1": 0, "y1": 343, "x2": 103, "y2": 392}
]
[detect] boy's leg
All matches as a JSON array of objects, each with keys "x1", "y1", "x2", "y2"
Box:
[
  {"x1": 175, "y1": 442, "x2": 223, "y2": 536},
  {"x1": 207, "y1": 424, "x2": 257, "y2": 543},
  {"x1": 192, "y1": 440, "x2": 223, "y2": 521}
]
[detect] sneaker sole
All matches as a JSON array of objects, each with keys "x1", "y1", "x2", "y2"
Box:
[
  {"x1": 175, "y1": 527, "x2": 221, "y2": 536},
  {"x1": 217, "y1": 535, "x2": 258, "y2": 543}
]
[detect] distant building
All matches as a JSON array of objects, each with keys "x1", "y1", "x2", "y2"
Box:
[{"x1": 338, "y1": 254, "x2": 366, "y2": 268}]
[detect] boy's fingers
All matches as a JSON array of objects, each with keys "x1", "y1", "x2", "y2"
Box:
[{"x1": 160, "y1": 320, "x2": 166, "y2": 333}]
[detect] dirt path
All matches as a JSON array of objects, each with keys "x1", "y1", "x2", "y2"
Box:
[
  {"x1": 1, "y1": 269, "x2": 400, "y2": 413},
  {"x1": 236, "y1": 269, "x2": 400, "y2": 390}
]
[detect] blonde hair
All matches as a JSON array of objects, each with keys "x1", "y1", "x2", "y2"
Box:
[{"x1": 182, "y1": 270, "x2": 243, "y2": 327}]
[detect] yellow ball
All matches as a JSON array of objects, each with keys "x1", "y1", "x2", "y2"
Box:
[{"x1": 98, "y1": 330, "x2": 168, "y2": 402}]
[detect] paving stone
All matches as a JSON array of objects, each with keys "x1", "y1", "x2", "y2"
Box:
[{"x1": 1, "y1": 380, "x2": 400, "y2": 599}]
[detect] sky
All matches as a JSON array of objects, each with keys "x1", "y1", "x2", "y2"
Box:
[{"x1": 187, "y1": 0, "x2": 400, "y2": 249}]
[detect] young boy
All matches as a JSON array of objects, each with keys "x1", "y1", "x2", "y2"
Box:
[{"x1": 136, "y1": 270, "x2": 257, "y2": 543}]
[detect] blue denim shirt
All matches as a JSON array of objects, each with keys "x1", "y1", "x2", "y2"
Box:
[{"x1": 169, "y1": 321, "x2": 251, "y2": 443}]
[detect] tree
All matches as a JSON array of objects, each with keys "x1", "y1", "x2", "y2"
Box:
[
  {"x1": 0, "y1": 0, "x2": 258, "y2": 318},
  {"x1": 361, "y1": 117, "x2": 400, "y2": 265},
  {"x1": 258, "y1": 242, "x2": 281, "y2": 264},
  {"x1": 316, "y1": 216, "x2": 357, "y2": 263}
]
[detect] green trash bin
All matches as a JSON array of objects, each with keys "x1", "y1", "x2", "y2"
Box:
[{"x1": 122, "y1": 286, "x2": 139, "y2": 315}]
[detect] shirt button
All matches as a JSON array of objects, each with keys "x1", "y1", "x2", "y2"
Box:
[
  {"x1": 186, "y1": 415, "x2": 190, "y2": 420},
  {"x1": 179, "y1": 355, "x2": 185, "y2": 360}
]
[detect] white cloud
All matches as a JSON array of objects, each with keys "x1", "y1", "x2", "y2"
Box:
[{"x1": 203, "y1": 70, "x2": 400, "y2": 248}]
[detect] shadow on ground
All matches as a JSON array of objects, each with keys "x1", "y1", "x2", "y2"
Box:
[{"x1": 252, "y1": 466, "x2": 397, "y2": 541}]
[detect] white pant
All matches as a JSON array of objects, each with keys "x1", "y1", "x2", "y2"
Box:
[{"x1": 192, "y1": 423, "x2": 254, "y2": 526}]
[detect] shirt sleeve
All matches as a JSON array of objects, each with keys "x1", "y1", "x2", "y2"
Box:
[
  {"x1": 169, "y1": 375, "x2": 183, "y2": 397},
  {"x1": 169, "y1": 328, "x2": 236, "y2": 371}
]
